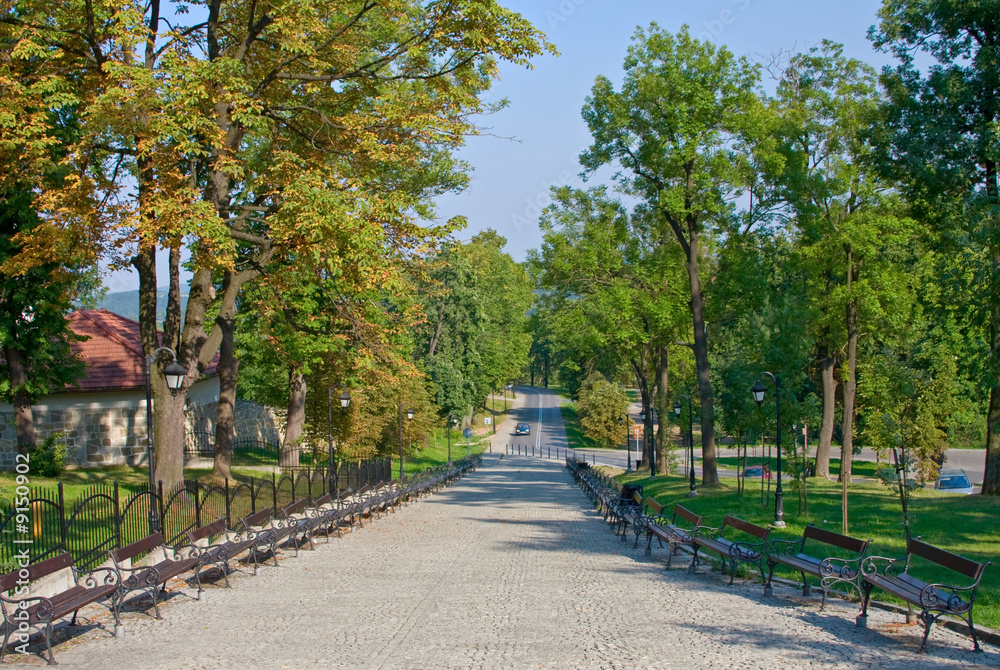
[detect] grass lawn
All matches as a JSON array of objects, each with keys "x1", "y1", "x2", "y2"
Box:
[
  {"x1": 612, "y1": 467, "x2": 1000, "y2": 630},
  {"x1": 558, "y1": 401, "x2": 596, "y2": 451},
  {"x1": 714, "y1": 456, "x2": 880, "y2": 479}
]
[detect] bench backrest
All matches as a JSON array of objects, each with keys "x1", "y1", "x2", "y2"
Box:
[
  {"x1": 111, "y1": 532, "x2": 163, "y2": 563},
  {"x1": 282, "y1": 498, "x2": 308, "y2": 516},
  {"x1": 313, "y1": 493, "x2": 333, "y2": 507},
  {"x1": 673, "y1": 505, "x2": 701, "y2": 527},
  {"x1": 909, "y1": 538, "x2": 986, "y2": 580},
  {"x1": 242, "y1": 508, "x2": 273, "y2": 529},
  {"x1": 645, "y1": 498, "x2": 665, "y2": 516},
  {"x1": 803, "y1": 525, "x2": 869, "y2": 554},
  {"x1": 723, "y1": 515, "x2": 769, "y2": 540},
  {"x1": 632, "y1": 491, "x2": 643, "y2": 507},
  {"x1": 188, "y1": 518, "x2": 226, "y2": 544},
  {"x1": 0, "y1": 552, "x2": 74, "y2": 593}
]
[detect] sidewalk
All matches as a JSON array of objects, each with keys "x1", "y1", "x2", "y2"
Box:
[{"x1": 54, "y1": 456, "x2": 997, "y2": 669}]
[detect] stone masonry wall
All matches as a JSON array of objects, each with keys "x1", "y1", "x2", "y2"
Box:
[{"x1": 0, "y1": 398, "x2": 283, "y2": 468}]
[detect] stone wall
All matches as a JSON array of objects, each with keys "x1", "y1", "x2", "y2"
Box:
[
  {"x1": 0, "y1": 396, "x2": 283, "y2": 469},
  {"x1": 0, "y1": 405, "x2": 149, "y2": 468}
]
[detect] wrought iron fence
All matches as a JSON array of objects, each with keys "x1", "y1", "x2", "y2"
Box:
[{"x1": 0, "y1": 457, "x2": 392, "y2": 573}]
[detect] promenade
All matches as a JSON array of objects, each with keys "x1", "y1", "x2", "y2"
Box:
[{"x1": 53, "y1": 453, "x2": 998, "y2": 669}]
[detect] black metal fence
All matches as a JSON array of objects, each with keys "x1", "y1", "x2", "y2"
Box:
[
  {"x1": 183, "y1": 434, "x2": 329, "y2": 467},
  {"x1": 0, "y1": 457, "x2": 392, "y2": 573}
]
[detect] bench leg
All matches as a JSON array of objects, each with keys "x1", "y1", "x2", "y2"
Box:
[
  {"x1": 42, "y1": 621, "x2": 55, "y2": 665},
  {"x1": 800, "y1": 571, "x2": 811, "y2": 597},
  {"x1": 857, "y1": 581, "x2": 874, "y2": 628},
  {"x1": 763, "y1": 560, "x2": 776, "y2": 596},
  {"x1": 689, "y1": 547, "x2": 700, "y2": 574}
]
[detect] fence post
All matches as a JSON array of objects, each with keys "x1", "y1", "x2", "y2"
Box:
[
  {"x1": 272, "y1": 471, "x2": 277, "y2": 511},
  {"x1": 194, "y1": 480, "x2": 202, "y2": 528},
  {"x1": 157, "y1": 480, "x2": 166, "y2": 535},
  {"x1": 224, "y1": 478, "x2": 232, "y2": 527},
  {"x1": 57, "y1": 482, "x2": 67, "y2": 549},
  {"x1": 250, "y1": 476, "x2": 257, "y2": 514}
]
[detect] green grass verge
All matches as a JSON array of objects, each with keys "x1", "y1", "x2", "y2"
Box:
[
  {"x1": 559, "y1": 402, "x2": 596, "y2": 451},
  {"x1": 612, "y1": 468, "x2": 1000, "y2": 630},
  {"x1": 714, "y1": 456, "x2": 880, "y2": 479}
]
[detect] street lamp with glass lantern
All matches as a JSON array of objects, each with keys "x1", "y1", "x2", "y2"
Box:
[
  {"x1": 446, "y1": 414, "x2": 458, "y2": 465},
  {"x1": 328, "y1": 386, "x2": 350, "y2": 493},
  {"x1": 674, "y1": 395, "x2": 698, "y2": 497},
  {"x1": 751, "y1": 372, "x2": 785, "y2": 527},
  {"x1": 143, "y1": 347, "x2": 187, "y2": 534},
  {"x1": 397, "y1": 404, "x2": 414, "y2": 480}
]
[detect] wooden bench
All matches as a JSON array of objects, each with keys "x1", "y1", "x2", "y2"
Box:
[
  {"x1": 764, "y1": 525, "x2": 871, "y2": 607},
  {"x1": 109, "y1": 532, "x2": 202, "y2": 619},
  {"x1": 187, "y1": 518, "x2": 264, "y2": 583},
  {"x1": 645, "y1": 503, "x2": 703, "y2": 567},
  {"x1": 691, "y1": 515, "x2": 770, "y2": 584},
  {"x1": 0, "y1": 552, "x2": 121, "y2": 664},
  {"x1": 859, "y1": 538, "x2": 991, "y2": 653}
]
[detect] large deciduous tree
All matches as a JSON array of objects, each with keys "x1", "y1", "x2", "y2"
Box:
[
  {"x1": 2, "y1": 0, "x2": 551, "y2": 492},
  {"x1": 580, "y1": 25, "x2": 768, "y2": 484},
  {"x1": 870, "y1": 0, "x2": 1000, "y2": 495}
]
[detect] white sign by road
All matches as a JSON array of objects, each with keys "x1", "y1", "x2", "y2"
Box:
[{"x1": 484, "y1": 417, "x2": 492, "y2": 425}]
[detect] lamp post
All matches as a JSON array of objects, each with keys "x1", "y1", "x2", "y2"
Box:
[
  {"x1": 674, "y1": 395, "x2": 698, "y2": 497},
  {"x1": 328, "y1": 386, "x2": 350, "y2": 492},
  {"x1": 397, "y1": 404, "x2": 414, "y2": 480},
  {"x1": 506, "y1": 384, "x2": 513, "y2": 412},
  {"x1": 751, "y1": 372, "x2": 785, "y2": 528},
  {"x1": 143, "y1": 347, "x2": 187, "y2": 535},
  {"x1": 619, "y1": 415, "x2": 631, "y2": 471},
  {"x1": 447, "y1": 414, "x2": 457, "y2": 465}
]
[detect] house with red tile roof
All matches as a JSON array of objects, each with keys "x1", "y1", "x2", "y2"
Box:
[{"x1": 0, "y1": 309, "x2": 221, "y2": 467}]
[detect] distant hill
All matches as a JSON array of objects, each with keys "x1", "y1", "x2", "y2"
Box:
[{"x1": 96, "y1": 288, "x2": 188, "y2": 325}]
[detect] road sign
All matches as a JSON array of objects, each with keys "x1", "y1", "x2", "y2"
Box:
[
  {"x1": 462, "y1": 428, "x2": 473, "y2": 439},
  {"x1": 632, "y1": 426, "x2": 642, "y2": 439},
  {"x1": 484, "y1": 417, "x2": 492, "y2": 425}
]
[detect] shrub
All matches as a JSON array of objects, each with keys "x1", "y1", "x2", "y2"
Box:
[{"x1": 29, "y1": 433, "x2": 68, "y2": 477}]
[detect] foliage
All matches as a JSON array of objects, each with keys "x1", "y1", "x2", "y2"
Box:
[
  {"x1": 576, "y1": 375, "x2": 630, "y2": 449},
  {"x1": 29, "y1": 433, "x2": 67, "y2": 477}
]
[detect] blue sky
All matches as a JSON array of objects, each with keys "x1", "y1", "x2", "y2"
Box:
[
  {"x1": 102, "y1": 0, "x2": 893, "y2": 292},
  {"x1": 435, "y1": 0, "x2": 894, "y2": 261}
]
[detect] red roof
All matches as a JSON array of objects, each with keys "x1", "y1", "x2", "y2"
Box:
[{"x1": 65, "y1": 309, "x2": 217, "y2": 392}]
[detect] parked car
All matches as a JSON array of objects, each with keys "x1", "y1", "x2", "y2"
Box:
[
  {"x1": 515, "y1": 422, "x2": 530, "y2": 435},
  {"x1": 742, "y1": 465, "x2": 770, "y2": 479},
  {"x1": 934, "y1": 469, "x2": 975, "y2": 495}
]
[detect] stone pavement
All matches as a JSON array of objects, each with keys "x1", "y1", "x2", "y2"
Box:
[{"x1": 49, "y1": 455, "x2": 999, "y2": 669}]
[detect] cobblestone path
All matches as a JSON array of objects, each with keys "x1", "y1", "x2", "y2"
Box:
[{"x1": 54, "y1": 455, "x2": 999, "y2": 669}]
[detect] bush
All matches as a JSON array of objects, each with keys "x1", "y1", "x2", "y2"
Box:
[{"x1": 29, "y1": 434, "x2": 68, "y2": 477}]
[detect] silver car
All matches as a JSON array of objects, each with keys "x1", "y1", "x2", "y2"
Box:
[{"x1": 934, "y1": 469, "x2": 975, "y2": 495}]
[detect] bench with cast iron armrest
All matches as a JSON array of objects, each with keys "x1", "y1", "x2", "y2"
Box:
[
  {"x1": 240, "y1": 508, "x2": 282, "y2": 566},
  {"x1": 186, "y1": 517, "x2": 264, "y2": 583},
  {"x1": 646, "y1": 503, "x2": 703, "y2": 566},
  {"x1": 691, "y1": 515, "x2": 770, "y2": 584},
  {"x1": 0, "y1": 552, "x2": 121, "y2": 665},
  {"x1": 109, "y1": 532, "x2": 202, "y2": 619},
  {"x1": 764, "y1": 525, "x2": 871, "y2": 607},
  {"x1": 616, "y1": 490, "x2": 646, "y2": 540},
  {"x1": 858, "y1": 538, "x2": 991, "y2": 653}
]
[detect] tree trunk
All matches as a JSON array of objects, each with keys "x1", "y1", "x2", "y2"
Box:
[
  {"x1": 4, "y1": 345, "x2": 35, "y2": 451},
  {"x1": 984, "y1": 300, "x2": 1000, "y2": 495},
  {"x1": 685, "y1": 228, "x2": 718, "y2": 484},
  {"x1": 213, "y1": 274, "x2": 238, "y2": 479},
  {"x1": 816, "y1": 351, "x2": 837, "y2": 479},
  {"x1": 281, "y1": 370, "x2": 306, "y2": 468},
  {"x1": 840, "y1": 261, "x2": 859, "y2": 485},
  {"x1": 656, "y1": 346, "x2": 670, "y2": 475},
  {"x1": 631, "y1": 358, "x2": 652, "y2": 466}
]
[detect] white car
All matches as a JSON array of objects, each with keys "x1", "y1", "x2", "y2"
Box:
[{"x1": 934, "y1": 469, "x2": 975, "y2": 495}]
